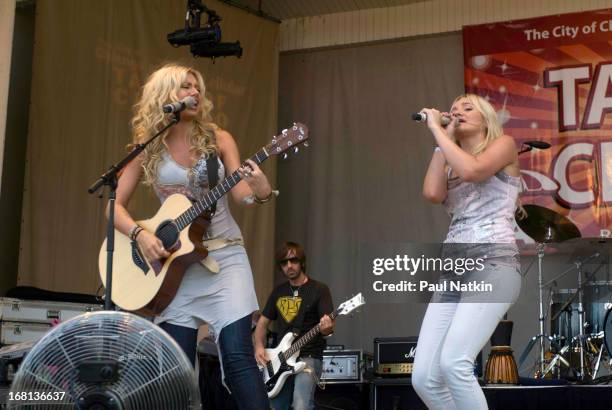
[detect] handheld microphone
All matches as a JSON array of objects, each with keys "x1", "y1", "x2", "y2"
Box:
[
  {"x1": 412, "y1": 112, "x2": 452, "y2": 126},
  {"x1": 163, "y1": 96, "x2": 197, "y2": 113},
  {"x1": 523, "y1": 141, "x2": 551, "y2": 150},
  {"x1": 518, "y1": 140, "x2": 551, "y2": 154}
]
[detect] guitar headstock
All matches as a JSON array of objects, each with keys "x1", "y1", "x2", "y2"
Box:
[
  {"x1": 266, "y1": 123, "x2": 309, "y2": 158},
  {"x1": 336, "y1": 293, "x2": 365, "y2": 316}
]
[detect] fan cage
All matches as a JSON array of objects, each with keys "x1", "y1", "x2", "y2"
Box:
[{"x1": 8, "y1": 311, "x2": 201, "y2": 409}]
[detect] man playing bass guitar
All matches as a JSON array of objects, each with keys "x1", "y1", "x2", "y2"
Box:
[{"x1": 254, "y1": 242, "x2": 334, "y2": 410}]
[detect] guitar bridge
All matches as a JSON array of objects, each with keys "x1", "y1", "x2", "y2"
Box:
[{"x1": 131, "y1": 241, "x2": 149, "y2": 274}]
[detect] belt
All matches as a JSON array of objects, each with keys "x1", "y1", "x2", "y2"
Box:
[{"x1": 199, "y1": 237, "x2": 244, "y2": 273}]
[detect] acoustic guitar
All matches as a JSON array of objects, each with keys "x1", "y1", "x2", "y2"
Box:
[{"x1": 98, "y1": 123, "x2": 309, "y2": 315}]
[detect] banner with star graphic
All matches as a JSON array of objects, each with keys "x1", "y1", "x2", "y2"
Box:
[{"x1": 463, "y1": 9, "x2": 612, "y2": 240}]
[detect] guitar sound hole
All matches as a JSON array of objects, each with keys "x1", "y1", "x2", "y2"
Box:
[{"x1": 155, "y1": 220, "x2": 180, "y2": 250}]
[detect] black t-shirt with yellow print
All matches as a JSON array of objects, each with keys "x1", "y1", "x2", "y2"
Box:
[{"x1": 261, "y1": 278, "x2": 333, "y2": 359}]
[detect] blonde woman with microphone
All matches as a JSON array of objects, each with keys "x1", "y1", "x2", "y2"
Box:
[{"x1": 412, "y1": 94, "x2": 522, "y2": 410}]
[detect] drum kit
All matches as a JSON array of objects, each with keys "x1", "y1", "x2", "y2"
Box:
[{"x1": 515, "y1": 204, "x2": 612, "y2": 382}]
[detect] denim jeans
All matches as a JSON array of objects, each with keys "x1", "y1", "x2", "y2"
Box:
[
  {"x1": 270, "y1": 356, "x2": 322, "y2": 410},
  {"x1": 161, "y1": 315, "x2": 270, "y2": 410},
  {"x1": 160, "y1": 322, "x2": 199, "y2": 365}
]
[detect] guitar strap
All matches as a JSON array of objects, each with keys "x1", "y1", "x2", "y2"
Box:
[{"x1": 206, "y1": 154, "x2": 219, "y2": 216}]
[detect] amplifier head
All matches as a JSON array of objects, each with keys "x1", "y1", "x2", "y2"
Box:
[
  {"x1": 322, "y1": 349, "x2": 372, "y2": 383},
  {"x1": 374, "y1": 337, "x2": 418, "y2": 376}
]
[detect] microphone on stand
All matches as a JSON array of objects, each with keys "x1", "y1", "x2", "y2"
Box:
[
  {"x1": 519, "y1": 140, "x2": 551, "y2": 154},
  {"x1": 163, "y1": 96, "x2": 197, "y2": 113},
  {"x1": 412, "y1": 112, "x2": 452, "y2": 127}
]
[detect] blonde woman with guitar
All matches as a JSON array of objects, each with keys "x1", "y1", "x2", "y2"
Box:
[{"x1": 107, "y1": 63, "x2": 273, "y2": 409}]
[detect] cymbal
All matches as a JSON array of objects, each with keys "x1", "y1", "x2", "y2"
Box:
[
  {"x1": 515, "y1": 204, "x2": 581, "y2": 243},
  {"x1": 563, "y1": 237, "x2": 611, "y2": 261},
  {"x1": 567, "y1": 237, "x2": 612, "y2": 246}
]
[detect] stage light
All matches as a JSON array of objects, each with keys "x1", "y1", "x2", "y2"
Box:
[
  {"x1": 167, "y1": 0, "x2": 242, "y2": 60},
  {"x1": 190, "y1": 41, "x2": 243, "y2": 58}
]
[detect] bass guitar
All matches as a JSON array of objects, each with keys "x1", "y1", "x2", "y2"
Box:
[{"x1": 260, "y1": 293, "x2": 365, "y2": 398}]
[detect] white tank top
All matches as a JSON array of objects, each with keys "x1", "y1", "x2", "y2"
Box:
[
  {"x1": 444, "y1": 170, "x2": 520, "y2": 244},
  {"x1": 152, "y1": 152, "x2": 243, "y2": 239}
]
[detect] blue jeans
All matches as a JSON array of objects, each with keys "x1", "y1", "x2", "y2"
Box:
[
  {"x1": 161, "y1": 315, "x2": 270, "y2": 410},
  {"x1": 270, "y1": 356, "x2": 322, "y2": 410}
]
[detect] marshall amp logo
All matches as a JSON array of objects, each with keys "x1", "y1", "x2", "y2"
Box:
[
  {"x1": 374, "y1": 337, "x2": 418, "y2": 376},
  {"x1": 404, "y1": 347, "x2": 416, "y2": 359}
]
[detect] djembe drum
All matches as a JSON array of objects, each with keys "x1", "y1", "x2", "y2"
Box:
[{"x1": 485, "y1": 320, "x2": 519, "y2": 384}]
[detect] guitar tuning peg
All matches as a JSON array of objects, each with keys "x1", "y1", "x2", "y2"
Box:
[
  {"x1": 294, "y1": 147, "x2": 299, "y2": 154},
  {"x1": 303, "y1": 141, "x2": 309, "y2": 148},
  {"x1": 282, "y1": 153, "x2": 288, "y2": 160},
  {"x1": 271, "y1": 138, "x2": 277, "y2": 144}
]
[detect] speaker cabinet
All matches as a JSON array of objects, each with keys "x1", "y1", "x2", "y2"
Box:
[
  {"x1": 314, "y1": 383, "x2": 369, "y2": 410},
  {"x1": 371, "y1": 378, "x2": 427, "y2": 410}
]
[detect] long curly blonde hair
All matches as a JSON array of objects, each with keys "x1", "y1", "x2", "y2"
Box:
[
  {"x1": 130, "y1": 63, "x2": 217, "y2": 185},
  {"x1": 452, "y1": 93, "x2": 504, "y2": 155}
]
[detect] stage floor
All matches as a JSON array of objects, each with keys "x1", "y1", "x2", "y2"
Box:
[
  {"x1": 1, "y1": 380, "x2": 611, "y2": 409},
  {"x1": 367, "y1": 378, "x2": 612, "y2": 410},
  {"x1": 314, "y1": 378, "x2": 612, "y2": 410}
]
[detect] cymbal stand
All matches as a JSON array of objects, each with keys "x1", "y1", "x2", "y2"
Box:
[
  {"x1": 541, "y1": 254, "x2": 603, "y2": 380},
  {"x1": 517, "y1": 238, "x2": 553, "y2": 376},
  {"x1": 590, "y1": 333, "x2": 605, "y2": 379},
  {"x1": 537, "y1": 242, "x2": 547, "y2": 376},
  {"x1": 542, "y1": 343, "x2": 570, "y2": 375},
  {"x1": 575, "y1": 258, "x2": 586, "y2": 380}
]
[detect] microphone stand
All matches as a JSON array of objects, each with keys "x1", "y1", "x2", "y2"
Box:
[{"x1": 88, "y1": 113, "x2": 181, "y2": 310}]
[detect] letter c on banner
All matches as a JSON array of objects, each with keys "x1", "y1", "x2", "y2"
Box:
[{"x1": 553, "y1": 142, "x2": 594, "y2": 206}]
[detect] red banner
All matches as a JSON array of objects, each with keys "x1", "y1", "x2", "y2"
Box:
[{"x1": 463, "y1": 9, "x2": 612, "y2": 240}]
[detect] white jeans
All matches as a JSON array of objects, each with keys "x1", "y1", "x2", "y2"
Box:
[{"x1": 412, "y1": 264, "x2": 521, "y2": 409}]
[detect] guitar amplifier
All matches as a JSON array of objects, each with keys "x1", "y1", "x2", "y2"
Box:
[
  {"x1": 374, "y1": 337, "x2": 418, "y2": 376},
  {"x1": 374, "y1": 337, "x2": 483, "y2": 378},
  {"x1": 321, "y1": 349, "x2": 373, "y2": 383}
]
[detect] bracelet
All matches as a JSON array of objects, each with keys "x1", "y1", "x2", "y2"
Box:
[
  {"x1": 128, "y1": 225, "x2": 139, "y2": 240},
  {"x1": 129, "y1": 225, "x2": 143, "y2": 241},
  {"x1": 253, "y1": 190, "x2": 279, "y2": 204},
  {"x1": 133, "y1": 227, "x2": 144, "y2": 240}
]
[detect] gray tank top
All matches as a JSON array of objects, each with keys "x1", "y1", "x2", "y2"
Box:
[
  {"x1": 152, "y1": 152, "x2": 243, "y2": 239},
  {"x1": 444, "y1": 169, "x2": 521, "y2": 244}
]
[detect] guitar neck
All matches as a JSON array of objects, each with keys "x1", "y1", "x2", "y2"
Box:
[
  {"x1": 285, "y1": 310, "x2": 339, "y2": 358},
  {"x1": 174, "y1": 148, "x2": 269, "y2": 230}
]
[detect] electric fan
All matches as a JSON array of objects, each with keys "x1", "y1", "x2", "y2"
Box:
[{"x1": 8, "y1": 311, "x2": 201, "y2": 409}]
